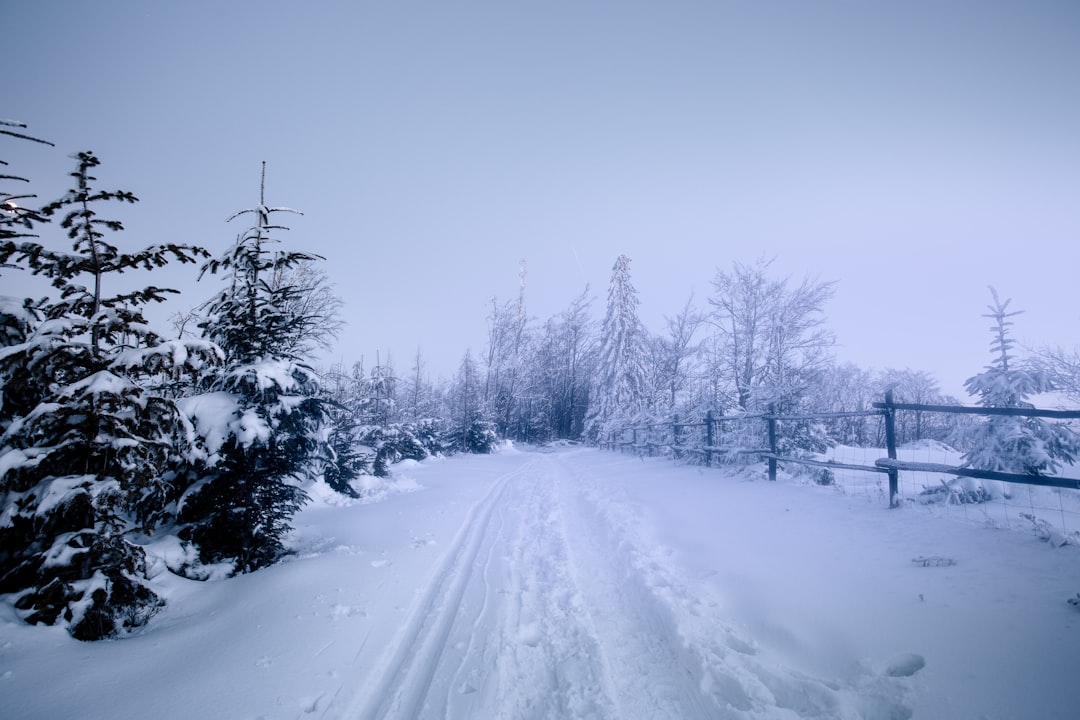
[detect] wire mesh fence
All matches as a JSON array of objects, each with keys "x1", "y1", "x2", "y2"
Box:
[{"x1": 604, "y1": 397, "x2": 1080, "y2": 538}]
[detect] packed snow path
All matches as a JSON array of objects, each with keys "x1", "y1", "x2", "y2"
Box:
[
  {"x1": 3, "y1": 446, "x2": 1079, "y2": 720},
  {"x1": 334, "y1": 451, "x2": 914, "y2": 720}
]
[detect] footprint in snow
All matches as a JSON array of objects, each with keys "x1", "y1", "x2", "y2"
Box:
[
  {"x1": 370, "y1": 559, "x2": 391, "y2": 568},
  {"x1": 517, "y1": 622, "x2": 542, "y2": 647},
  {"x1": 885, "y1": 653, "x2": 926, "y2": 677}
]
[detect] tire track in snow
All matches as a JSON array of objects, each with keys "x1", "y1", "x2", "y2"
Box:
[
  {"x1": 468, "y1": 457, "x2": 618, "y2": 720},
  {"x1": 331, "y1": 455, "x2": 618, "y2": 720},
  {"x1": 552, "y1": 460, "x2": 720, "y2": 718},
  {"x1": 331, "y1": 459, "x2": 524, "y2": 720}
]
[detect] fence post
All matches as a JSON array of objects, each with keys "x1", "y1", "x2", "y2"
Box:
[
  {"x1": 672, "y1": 414, "x2": 680, "y2": 460},
  {"x1": 767, "y1": 403, "x2": 777, "y2": 481},
  {"x1": 883, "y1": 390, "x2": 899, "y2": 508},
  {"x1": 705, "y1": 410, "x2": 714, "y2": 467}
]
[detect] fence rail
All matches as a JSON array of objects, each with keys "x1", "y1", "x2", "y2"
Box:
[{"x1": 604, "y1": 390, "x2": 1080, "y2": 508}]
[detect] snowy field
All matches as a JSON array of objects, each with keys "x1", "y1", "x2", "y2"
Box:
[
  {"x1": 824, "y1": 441, "x2": 1080, "y2": 539},
  {"x1": 2, "y1": 445, "x2": 1079, "y2": 720}
]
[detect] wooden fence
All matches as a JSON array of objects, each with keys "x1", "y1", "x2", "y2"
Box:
[{"x1": 604, "y1": 390, "x2": 1080, "y2": 508}]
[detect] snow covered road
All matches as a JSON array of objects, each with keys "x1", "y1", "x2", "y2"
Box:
[
  {"x1": 3, "y1": 446, "x2": 1079, "y2": 720},
  {"x1": 336, "y1": 450, "x2": 914, "y2": 720}
]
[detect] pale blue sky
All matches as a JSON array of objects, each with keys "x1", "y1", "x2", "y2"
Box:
[{"x1": 5, "y1": 0, "x2": 1079, "y2": 396}]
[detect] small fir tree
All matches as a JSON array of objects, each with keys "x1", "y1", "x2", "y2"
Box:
[
  {"x1": 449, "y1": 350, "x2": 497, "y2": 453},
  {"x1": 179, "y1": 164, "x2": 327, "y2": 572},
  {"x1": 960, "y1": 288, "x2": 1080, "y2": 479}
]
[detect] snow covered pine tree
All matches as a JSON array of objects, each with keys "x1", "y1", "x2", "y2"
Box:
[
  {"x1": 178, "y1": 164, "x2": 328, "y2": 573},
  {"x1": 585, "y1": 254, "x2": 648, "y2": 441},
  {"x1": 0, "y1": 151, "x2": 212, "y2": 640},
  {"x1": 956, "y1": 287, "x2": 1080, "y2": 498}
]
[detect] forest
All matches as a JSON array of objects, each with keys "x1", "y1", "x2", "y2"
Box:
[{"x1": 3, "y1": 122, "x2": 1079, "y2": 641}]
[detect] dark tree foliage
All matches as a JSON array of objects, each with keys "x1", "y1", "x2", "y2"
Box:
[
  {"x1": 0, "y1": 152, "x2": 211, "y2": 640},
  {"x1": 0, "y1": 119, "x2": 53, "y2": 246},
  {"x1": 178, "y1": 363, "x2": 322, "y2": 571}
]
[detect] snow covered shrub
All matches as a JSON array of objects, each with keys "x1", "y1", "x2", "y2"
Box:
[
  {"x1": 0, "y1": 152, "x2": 209, "y2": 638},
  {"x1": 776, "y1": 418, "x2": 831, "y2": 457},
  {"x1": 410, "y1": 418, "x2": 448, "y2": 457},
  {"x1": 176, "y1": 363, "x2": 322, "y2": 572},
  {"x1": 917, "y1": 478, "x2": 993, "y2": 505},
  {"x1": 951, "y1": 289, "x2": 1080, "y2": 501},
  {"x1": 467, "y1": 419, "x2": 499, "y2": 454},
  {"x1": 360, "y1": 423, "x2": 434, "y2": 476},
  {"x1": 322, "y1": 419, "x2": 368, "y2": 499}
]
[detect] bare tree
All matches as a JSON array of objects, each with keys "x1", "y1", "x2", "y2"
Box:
[
  {"x1": 650, "y1": 293, "x2": 704, "y2": 416},
  {"x1": 1027, "y1": 345, "x2": 1080, "y2": 403},
  {"x1": 707, "y1": 258, "x2": 835, "y2": 413},
  {"x1": 269, "y1": 260, "x2": 345, "y2": 358}
]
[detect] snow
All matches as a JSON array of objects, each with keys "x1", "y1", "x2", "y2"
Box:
[
  {"x1": 65, "y1": 370, "x2": 135, "y2": 401},
  {"x1": 2, "y1": 446, "x2": 1079, "y2": 719},
  {"x1": 31, "y1": 474, "x2": 93, "y2": 518},
  {"x1": 176, "y1": 391, "x2": 243, "y2": 455},
  {"x1": 111, "y1": 339, "x2": 222, "y2": 374}
]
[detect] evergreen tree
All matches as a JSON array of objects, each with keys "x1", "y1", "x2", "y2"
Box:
[
  {"x1": 585, "y1": 255, "x2": 648, "y2": 440},
  {"x1": 2, "y1": 121, "x2": 52, "y2": 353},
  {"x1": 959, "y1": 288, "x2": 1080, "y2": 479},
  {"x1": 449, "y1": 350, "x2": 497, "y2": 453},
  {"x1": 0, "y1": 152, "x2": 211, "y2": 639},
  {"x1": 318, "y1": 363, "x2": 369, "y2": 497},
  {"x1": 402, "y1": 346, "x2": 439, "y2": 423},
  {"x1": 179, "y1": 164, "x2": 327, "y2": 573}
]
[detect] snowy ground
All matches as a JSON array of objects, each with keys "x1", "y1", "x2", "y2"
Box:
[{"x1": 2, "y1": 445, "x2": 1079, "y2": 719}]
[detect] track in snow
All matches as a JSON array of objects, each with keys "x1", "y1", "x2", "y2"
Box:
[{"x1": 328, "y1": 451, "x2": 913, "y2": 720}]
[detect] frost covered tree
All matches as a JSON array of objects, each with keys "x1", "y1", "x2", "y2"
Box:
[
  {"x1": 319, "y1": 355, "x2": 437, "y2": 482},
  {"x1": 958, "y1": 288, "x2": 1080, "y2": 480},
  {"x1": 483, "y1": 261, "x2": 534, "y2": 440},
  {"x1": 1027, "y1": 345, "x2": 1080, "y2": 403},
  {"x1": 877, "y1": 368, "x2": 959, "y2": 446},
  {"x1": 179, "y1": 164, "x2": 327, "y2": 573},
  {"x1": 648, "y1": 294, "x2": 704, "y2": 417},
  {"x1": 402, "y1": 346, "x2": 439, "y2": 423},
  {"x1": 0, "y1": 152, "x2": 212, "y2": 639},
  {"x1": 707, "y1": 258, "x2": 835, "y2": 415},
  {"x1": 448, "y1": 350, "x2": 497, "y2": 453},
  {"x1": 585, "y1": 255, "x2": 648, "y2": 441},
  {"x1": 533, "y1": 287, "x2": 596, "y2": 440}
]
